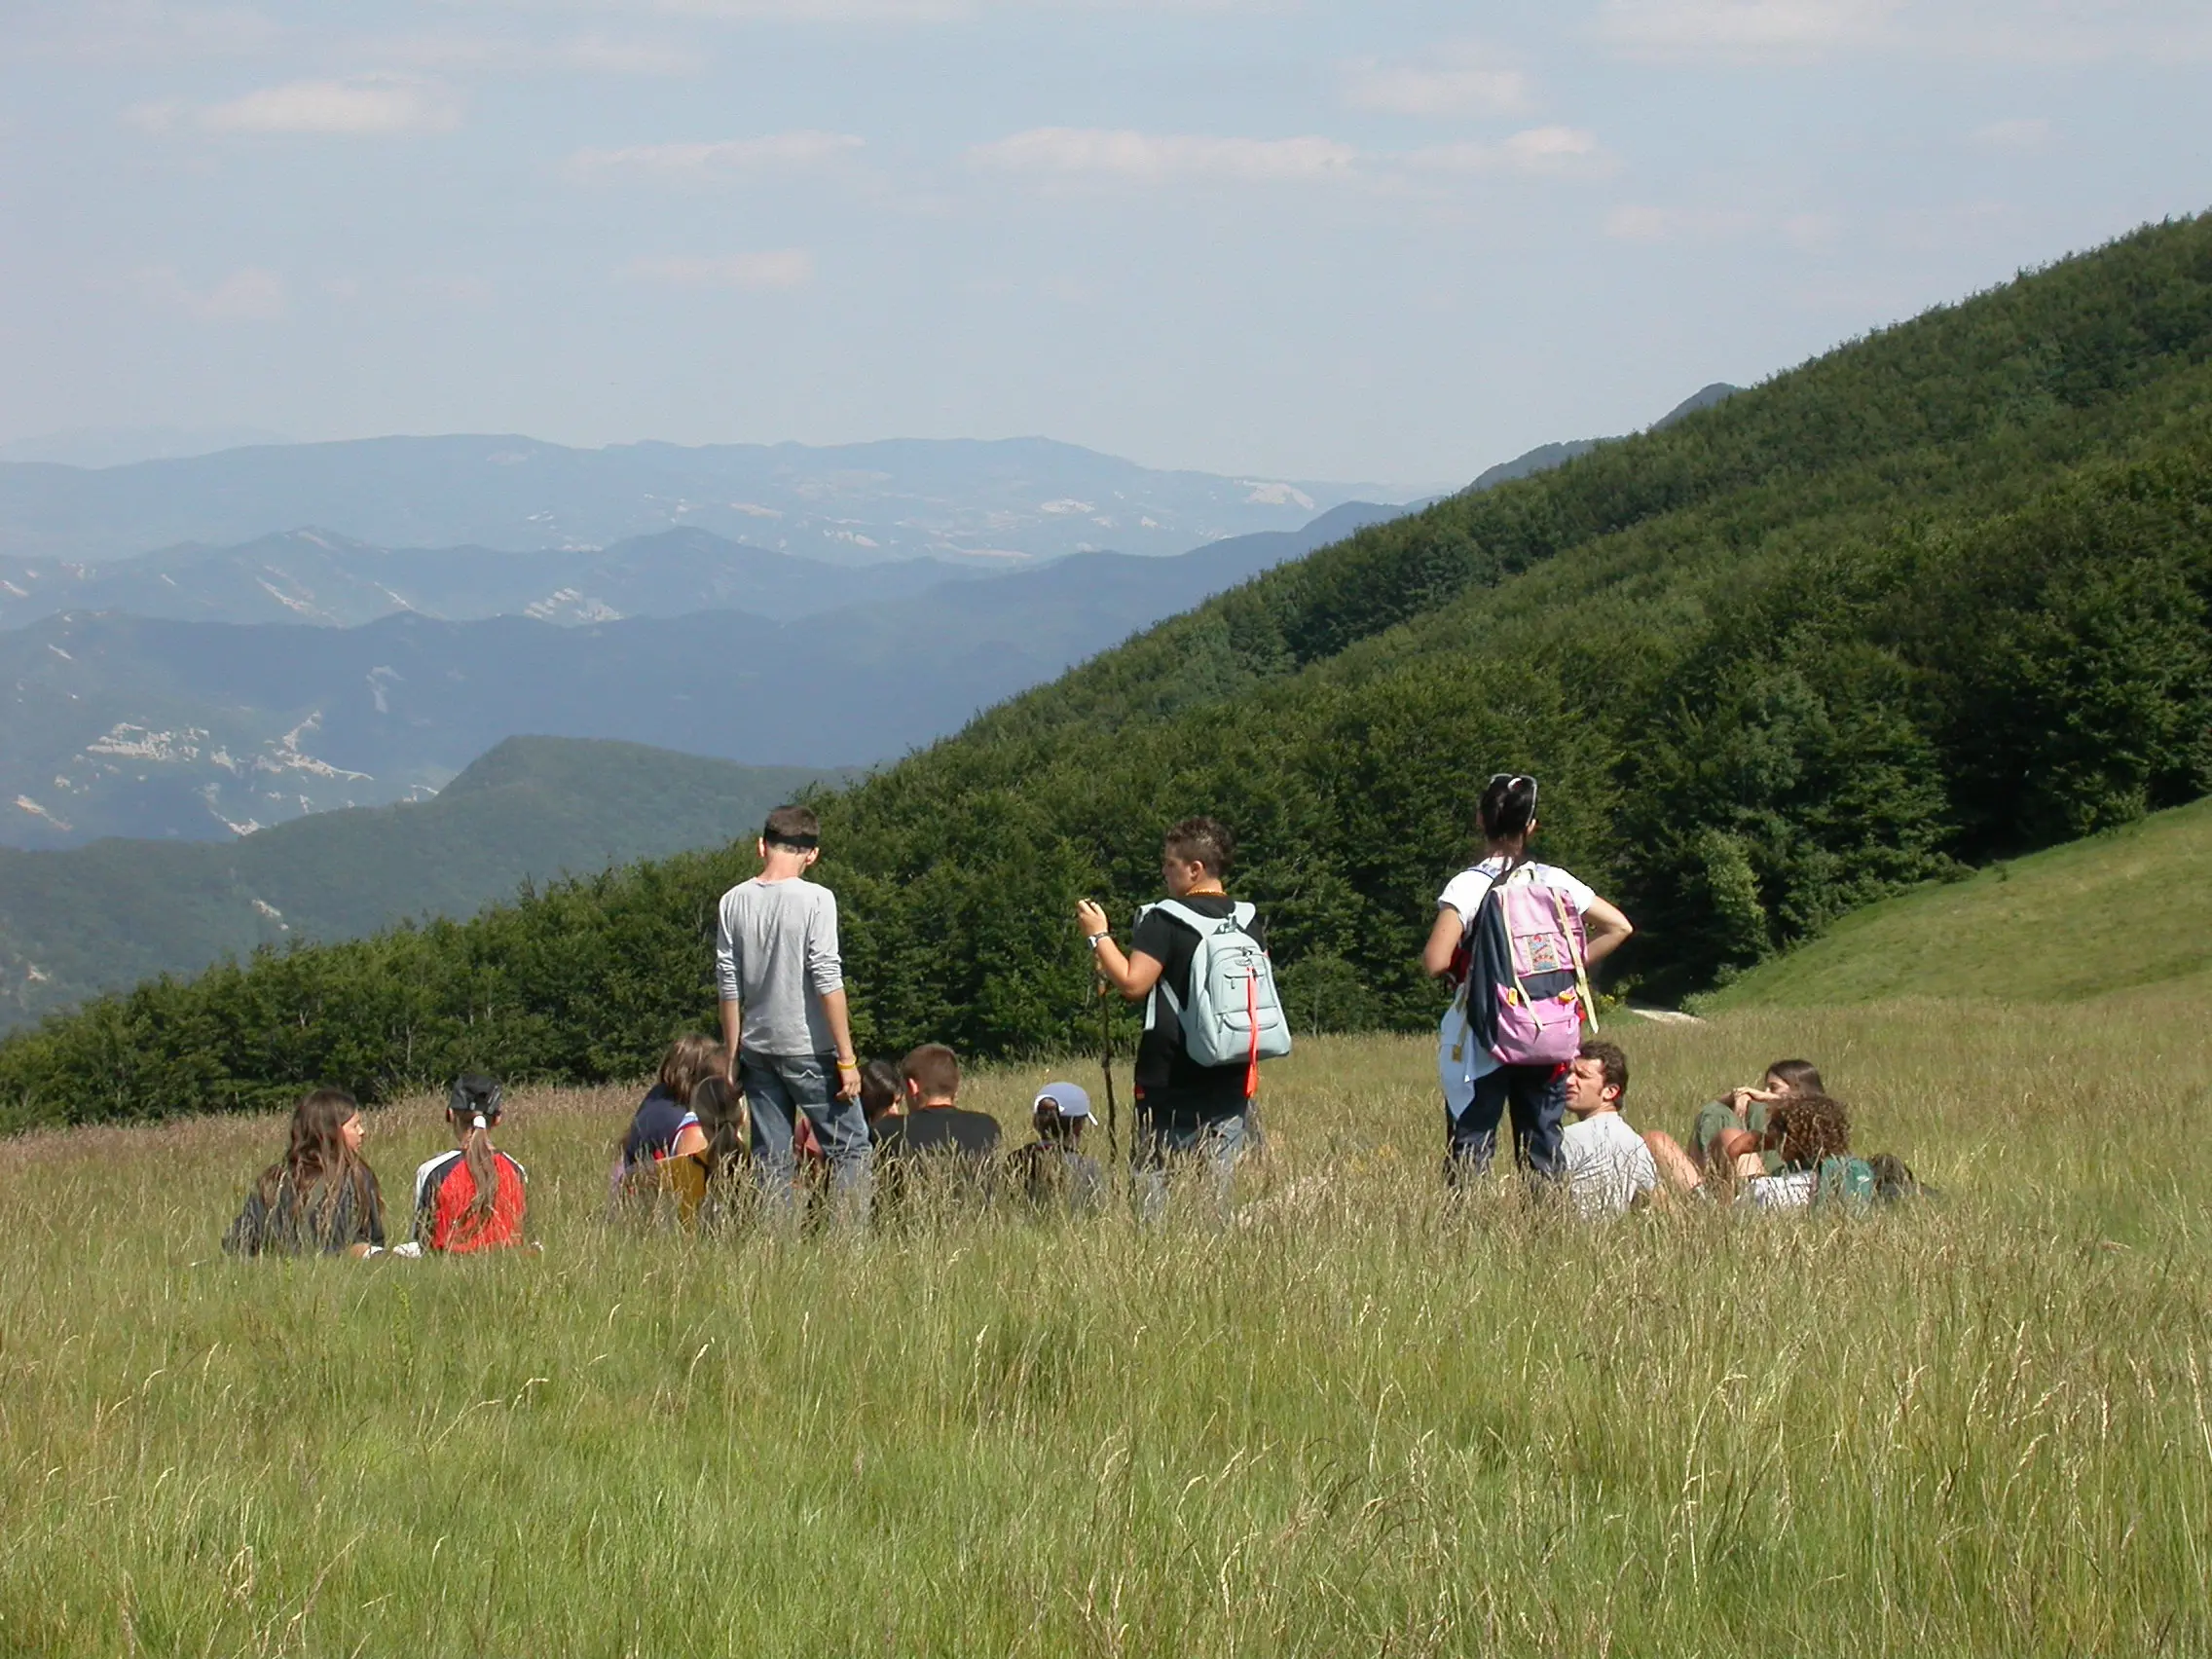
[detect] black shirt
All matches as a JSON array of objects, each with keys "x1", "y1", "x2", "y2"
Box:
[
  {"x1": 873, "y1": 1106, "x2": 1003, "y2": 1161},
  {"x1": 873, "y1": 1106, "x2": 1004, "y2": 1213},
  {"x1": 1131, "y1": 894, "x2": 1267, "y2": 1121}
]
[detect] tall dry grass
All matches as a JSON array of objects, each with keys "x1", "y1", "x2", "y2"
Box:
[{"x1": 0, "y1": 997, "x2": 2205, "y2": 1656}]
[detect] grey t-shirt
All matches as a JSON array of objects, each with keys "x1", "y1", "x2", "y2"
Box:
[{"x1": 715, "y1": 876, "x2": 843, "y2": 1057}]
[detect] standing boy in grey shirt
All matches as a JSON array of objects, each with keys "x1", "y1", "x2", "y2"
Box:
[{"x1": 717, "y1": 803, "x2": 870, "y2": 1224}]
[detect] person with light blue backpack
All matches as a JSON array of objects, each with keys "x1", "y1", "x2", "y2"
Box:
[{"x1": 1076, "y1": 817, "x2": 1289, "y2": 1217}]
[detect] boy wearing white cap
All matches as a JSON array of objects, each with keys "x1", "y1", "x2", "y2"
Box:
[{"x1": 1010, "y1": 1082, "x2": 1106, "y2": 1212}]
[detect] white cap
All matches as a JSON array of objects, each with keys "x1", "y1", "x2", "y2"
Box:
[{"x1": 1032, "y1": 1082, "x2": 1091, "y2": 1119}]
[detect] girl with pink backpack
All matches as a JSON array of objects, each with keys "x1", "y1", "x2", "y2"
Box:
[{"x1": 1421, "y1": 774, "x2": 1635, "y2": 1185}]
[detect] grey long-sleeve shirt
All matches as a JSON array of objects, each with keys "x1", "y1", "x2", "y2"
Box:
[{"x1": 715, "y1": 876, "x2": 844, "y2": 1057}]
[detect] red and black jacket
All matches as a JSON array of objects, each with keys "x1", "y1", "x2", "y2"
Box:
[{"x1": 411, "y1": 1149, "x2": 529, "y2": 1253}]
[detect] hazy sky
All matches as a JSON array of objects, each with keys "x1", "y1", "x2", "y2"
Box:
[{"x1": 4, "y1": 0, "x2": 2208, "y2": 486}]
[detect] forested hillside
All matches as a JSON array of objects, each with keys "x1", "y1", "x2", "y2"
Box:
[{"x1": 4, "y1": 216, "x2": 2208, "y2": 1126}]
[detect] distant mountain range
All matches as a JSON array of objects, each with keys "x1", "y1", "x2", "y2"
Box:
[
  {"x1": 0, "y1": 433, "x2": 1397, "y2": 567},
  {"x1": 0, "y1": 527, "x2": 980, "y2": 632},
  {"x1": 0, "y1": 425, "x2": 293, "y2": 469},
  {"x1": 0, "y1": 736, "x2": 839, "y2": 1032},
  {"x1": 1, "y1": 499, "x2": 1407, "y2": 847},
  {"x1": 0, "y1": 390, "x2": 1731, "y2": 636}
]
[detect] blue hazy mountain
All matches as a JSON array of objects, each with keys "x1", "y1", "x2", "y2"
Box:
[
  {"x1": 0, "y1": 425, "x2": 294, "y2": 468},
  {"x1": 0, "y1": 433, "x2": 1394, "y2": 567},
  {"x1": 0, "y1": 527, "x2": 979, "y2": 632},
  {"x1": 0, "y1": 500, "x2": 1409, "y2": 848}
]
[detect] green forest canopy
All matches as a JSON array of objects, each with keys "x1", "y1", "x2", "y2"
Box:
[{"x1": 4, "y1": 214, "x2": 2208, "y2": 1127}]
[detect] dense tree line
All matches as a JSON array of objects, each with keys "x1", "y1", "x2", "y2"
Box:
[{"x1": 3, "y1": 217, "x2": 2210, "y2": 1127}]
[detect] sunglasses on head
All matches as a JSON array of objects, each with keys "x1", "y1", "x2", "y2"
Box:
[{"x1": 1487, "y1": 773, "x2": 1537, "y2": 812}]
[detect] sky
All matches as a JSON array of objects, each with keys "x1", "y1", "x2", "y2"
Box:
[{"x1": 3, "y1": 0, "x2": 2209, "y2": 488}]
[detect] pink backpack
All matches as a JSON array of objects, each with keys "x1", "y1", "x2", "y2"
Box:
[{"x1": 1465, "y1": 862, "x2": 1596, "y2": 1066}]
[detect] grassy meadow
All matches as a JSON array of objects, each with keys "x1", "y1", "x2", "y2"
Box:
[{"x1": 2, "y1": 999, "x2": 2208, "y2": 1657}]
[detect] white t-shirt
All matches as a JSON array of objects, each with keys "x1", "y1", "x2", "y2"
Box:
[
  {"x1": 1746, "y1": 1171, "x2": 1818, "y2": 1211},
  {"x1": 1561, "y1": 1111, "x2": 1657, "y2": 1218},
  {"x1": 1436, "y1": 858, "x2": 1601, "y2": 1084}
]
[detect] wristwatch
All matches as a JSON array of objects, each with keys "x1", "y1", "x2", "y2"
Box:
[{"x1": 1086, "y1": 931, "x2": 1110, "y2": 950}]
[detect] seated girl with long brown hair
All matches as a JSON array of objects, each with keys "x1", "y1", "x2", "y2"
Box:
[{"x1": 223, "y1": 1088, "x2": 388, "y2": 1258}]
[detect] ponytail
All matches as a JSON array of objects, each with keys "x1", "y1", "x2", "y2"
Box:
[{"x1": 460, "y1": 1115, "x2": 499, "y2": 1224}]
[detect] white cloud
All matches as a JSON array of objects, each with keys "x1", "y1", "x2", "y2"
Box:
[
  {"x1": 1970, "y1": 116, "x2": 2052, "y2": 151},
  {"x1": 121, "y1": 265, "x2": 290, "y2": 320},
  {"x1": 18, "y1": 2, "x2": 283, "y2": 64},
  {"x1": 1596, "y1": 0, "x2": 1903, "y2": 59},
  {"x1": 1597, "y1": 0, "x2": 2212, "y2": 63},
  {"x1": 647, "y1": 0, "x2": 971, "y2": 18},
  {"x1": 556, "y1": 33, "x2": 703, "y2": 73},
  {"x1": 622, "y1": 250, "x2": 816, "y2": 289},
  {"x1": 1781, "y1": 210, "x2": 1843, "y2": 248},
  {"x1": 131, "y1": 76, "x2": 461, "y2": 136},
  {"x1": 568, "y1": 130, "x2": 863, "y2": 183},
  {"x1": 1604, "y1": 203, "x2": 1760, "y2": 242},
  {"x1": 970, "y1": 128, "x2": 1359, "y2": 183},
  {"x1": 366, "y1": 30, "x2": 704, "y2": 77},
  {"x1": 1408, "y1": 126, "x2": 1612, "y2": 177},
  {"x1": 1605, "y1": 203, "x2": 1851, "y2": 246},
  {"x1": 966, "y1": 124, "x2": 1618, "y2": 195},
  {"x1": 645, "y1": 0, "x2": 1265, "y2": 15},
  {"x1": 1343, "y1": 53, "x2": 1533, "y2": 119},
  {"x1": 410, "y1": 274, "x2": 497, "y2": 305}
]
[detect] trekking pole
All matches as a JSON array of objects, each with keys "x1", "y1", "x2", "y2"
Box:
[{"x1": 1097, "y1": 974, "x2": 1121, "y2": 1172}]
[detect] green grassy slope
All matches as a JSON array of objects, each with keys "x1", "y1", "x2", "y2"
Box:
[
  {"x1": 1705, "y1": 794, "x2": 2212, "y2": 1007},
  {"x1": 3, "y1": 215, "x2": 2209, "y2": 1124},
  {"x1": 0, "y1": 737, "x2": 836, "y2": 1031}
]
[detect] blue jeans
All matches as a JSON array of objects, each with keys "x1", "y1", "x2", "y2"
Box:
[
  {"x1": 1134, "y1": 1108, "x2": 1252, "y2": 1222},
  {"x1": 1445, "y1": 1063, "x2": 1567, "y2": 1182},
  {"x1": 742, "y1": 1052, "x2": 872, "y2": 1226}
]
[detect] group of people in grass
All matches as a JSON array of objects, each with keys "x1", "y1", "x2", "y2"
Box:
[
  {"x1": 610, "y1": 1034, "x2": 1106, "y2": 1230},
  {"x1": 223, "y1": 782, "x2": 1898, "y2": 1256},
  {"x1": 1420, "y1": 771, "x2": 1893, "y2": 1218}
]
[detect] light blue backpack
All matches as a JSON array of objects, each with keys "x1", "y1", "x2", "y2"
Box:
[{"x1": 1142, "y1": 899, "x2": 1293, "y2": 1076}]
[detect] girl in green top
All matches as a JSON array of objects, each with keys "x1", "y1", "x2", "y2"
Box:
[{"x1": 1694, "y1": 1057, "x2": 1824, "y2": 1183}]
